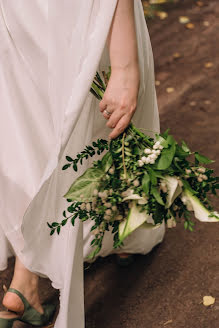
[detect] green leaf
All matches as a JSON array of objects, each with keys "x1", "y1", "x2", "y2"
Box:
[
  {"x1": 195, "y1": 152, "x2": 214, "y2": 164},
  {"x1": 66, "y1": 156, "x2": 73, "y2": 162},
  {"x1": 151, "y1": 186, "x2": 165, "y2": 205},
  {"x1": 119, "y1": 202, "x2": 153, "y2": 242},
  {"x1": 181, "y1": 140, "x2": 190, "y2": 153},
  {"x1": 52, "y1": 222, "x2": 59, "y2": 227},
  {"x1": 156, "y1": 142, "x2": 176, "y2": 170},
  {"x1": 162, "y1": 128, "x2": 170, "y2": 139},
  {"x1": 101, "y1": 151, "x2": 113, "y2": 172},
  {"x1": 142, "y1": 172, "x2": 150, "y2": 195},
  {"x1": 61, "y1": 219, "x2": 68, "y2": 226},
  {"x1": 155, "y1": 135, "x2": 169, "y2": 148},
  {"x1": 147, "y1": 167, "x2": 157, "y2": 186},
  {"x1": 64, "y1": 167, "x2": 104, "y2": 201},
  {"x1": 57, "y1": 226, "x2": 61, "y2": 235},
  {"x1": 50, "y1": 229, "x2": 55, "y2": 236},
  {"x1": 62, "y1": 164, "x2": 71, "y2": 170}
]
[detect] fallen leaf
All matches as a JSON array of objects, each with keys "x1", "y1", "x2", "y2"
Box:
[
  {"x1": 157, "y1": 11, "x2": 168, "y2": 20},
  {"x1": 155, "y1": 80, "x2": 161, "y2": 86},
  {"x1": 196, "y1": 1, "x2": 204, "y2": 7},
  {"x1": 203, "y1": 21, "x2": 210, "y2": 27},
  {"x1": 179, "y1": 16, "x2": 190, "y2": 24},
  {"x1": 203, "y1": 296, "x2": 215, "y2": 307},
  {"x1": 164, "y1": 320, "x2": 173, "y2": 326},
  {"x1": 204, "y1": 62, "x2": 213, "y2": 68},
  {"x1": 186, "y1": 23, "x2": 195, "y2": 29},
  {"x1": 190, "y1": 101, "x2": 197, "y2": 107},
  {"x1": 173, "y1": 52, "x2": 181, "y2": 59},
  {"x1": 166, "y1": 87, "x2": 175, "y2": 93}
]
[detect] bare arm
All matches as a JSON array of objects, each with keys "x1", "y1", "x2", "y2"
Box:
[{"x1": 99, "y1": 0, "x2": 140, "y2": 139}]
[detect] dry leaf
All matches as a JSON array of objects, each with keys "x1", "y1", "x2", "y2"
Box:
[
  {"x1": 190, "y1": 101, "x2": 197, "y2": 107},
  {"x1": 166, "y1": 87, "x2": 175, "y2": 93},
  {"x1": 196, "y1": 1, "x2": 204, "y2": 7},
  {"x1": 173, "y1": 52, "x2": 181, "y2": 59},
  {"x1": 179, "y1": 16, "x2": 190, "y2": 24},
  {"x1": 186, "y1": 23, "x2": 195, "y2": 29},
  {"x1": 203, "y1": 296, "x2": 215, "y2": 307},
  {"x1": 164, "y1": 320, "x2": 173, "y2": 326},
  {"x1": 157, "y1": 11, "x2": 168, "y2": 20},
  {"x1": 155, "y1": 80, "x2": 161, "y2": 86},
  {"x1": 204, "y1": 62, "x2": 213, "y2": 68},
  {"x1": 203, "y1": 21, "x2": 210, "y2": 27}
]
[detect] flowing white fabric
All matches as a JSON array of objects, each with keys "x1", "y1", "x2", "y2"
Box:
[{"x1": 0, "y1": 1, "x2": 165, "y2": 327}]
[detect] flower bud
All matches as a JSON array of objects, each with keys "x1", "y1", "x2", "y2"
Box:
[
  {"x1": 144, "y1": 148, "x2": 152, "y2": 154},
  {"x1": 138, "y1": 160, "x2": 144, "y2": 167}
]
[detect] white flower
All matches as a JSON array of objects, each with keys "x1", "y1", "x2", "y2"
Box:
[
  {"x1": 167, "y1": 217, "x2": 177, "y2": 228},
  {"x1": 133, "y1": 179, "x2": 140, "y2": 187},
  {"x1": 141, "y1": 156, "x2": 148, "y2": 163},
  {"x1": 155, "y1": 141, "x2": 161, "y2": 146},
  {"x1": 185, "y1": 169, "x2": 191, "y2": 174},
  {"x1": 86, "y1": 203, "x2": 91, "y2": 211},
  {"x1": 138, "y1": 160, "x2": 144, "y2": 167},
  {"x1": 197, "y1": 176, "x2": 203, "y2": 182},
  {"x1": 149, "y1": 158, "x2": 155, "y2": 164},
  {"x1": 115, "y1": 215, "x2": 123, "y2": 221},
  {"x1": 150, "y1": 153, "x2": 157, "y2": 160},
  {"x1": 153, "y1": 144, "x2": 159, "y2": 150},
  {"x1": 109, "y1": 167, "x2": 115, "y2": 174},
  {"x1": 105, "y1": 202, "x2": 112, "y2": 208},
  {"x1": 112, "y1": 205, "x2": 117, "y2": 212},
  {"x1": 105, "y1": 209, "x2": 112, "y2": 215},
  {"x1": 158, "y1": 145, "x2": 163, "y2": 150},
  {"x1": 93, "y1": 189, "x2": 98, "y2": 196},
  {"x1": 144, "y1": 148, "x2": 152, "y2": 154},
  {"x1": 92, "y1": 227, "x2": 100, "y2": 235},
  {"x1": 109, "y1": 189, "x2": 113, "y2": 195},
  {"x1": 152, "y1": 149, "x2": 157, "y2": 153},
  {"x1": 80, "y1": 203, "x2": 86, "y2": 210},
  {"x1": 197, "y1": 167, "x2": 206, "y2": 173},
  {"x1": 202, "y1": 174, "x2": 208, "y2": 181},
  {"x1": 155, "y1": 149, "x2": 161, "y2": 155},
  {"x1": 104, "y1": 215, "x2": 111, "y2": 221}
]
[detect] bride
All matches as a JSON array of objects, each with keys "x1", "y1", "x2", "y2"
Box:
[{"x1": 0, "y1": 0, "x2": 165, "y2": 327}]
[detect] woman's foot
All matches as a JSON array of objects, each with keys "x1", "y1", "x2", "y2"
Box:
[{"x1": 2, "y1": 257, "x2": 44, "y2": 315}]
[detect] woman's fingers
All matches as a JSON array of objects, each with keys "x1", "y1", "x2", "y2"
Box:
[
  {"x1": 99, "y1": 98, "x2": 107, "y2": 113},
  {"x1": 109, "y1": 113, "x2": 132, "y2": 139},
  {"x1": 106, "y1": 109, "x2": 124, "y2": 128}
]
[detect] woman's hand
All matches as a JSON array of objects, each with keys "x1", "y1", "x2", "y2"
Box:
[{"x1": 99, "y1": 65, "x2": 140, "y2": 139}]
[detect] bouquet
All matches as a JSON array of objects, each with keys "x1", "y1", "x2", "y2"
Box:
[{"x1": 48, "y1": 69, "x2": 219, "y2": 259}]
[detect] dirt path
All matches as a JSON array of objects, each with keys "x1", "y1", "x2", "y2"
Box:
[{"x1": 0, "y1": 1, "x2": 218, "y2": 327}]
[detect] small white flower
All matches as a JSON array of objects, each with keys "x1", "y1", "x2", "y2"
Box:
[
  {"x1": 152, "y1": 149, "x2": 157, "y2": 153},
  {"x1": 104, "y1": 215, "x2": 111, "y2": 221},
  {"x1": 92, "y1": 227, "x2": 100, "y2": 235},
  {"x1": 202, "y1": 174, "x2": 208, "y2": 181},
  {"x1": 102, "y1": 190, "x2": 108, "y2": 199},
  {"x1": 155, "y1": 149, "x2": 161, "y2": 155},
  {"x1": 197, "y1": 176, "x2": 203, "y2": 182},
  {"x1": 197, "y1": 167, "x2": 206, "y2": 173},
  {"x1": 155, "y1": 141, "x2": 161, "y2": 146},
  {"x1": 105, "y1": 202, "x2": 112, "y2": 208},
  {"x1": 86, "y1": 203, "x2": 91, "y2": 211},
  {"x1": 112, "y1": 205, "x2": 117, "y2": 212},
  {"x1": 105, "y1": 209, "x2": 112, "y2": 215},
  {"x1": 109, "y1": 167, "x2": 115, "y2": 174},
  {"x1": 149, "y1": 158, "x2": 155, "y2": 164},
  {"x1": 138, "y1": 160, "x2": 144, "y2": 167},
  {"x1": 93, "y1": 189, "x2": 98, "y2": 196},
  {"x1": 153, "y1": 144, "x2": 159, "y2": 150},
  {"x1": 80, "y1": 203, "x2": 86, "y2": 210},
  {"x1": 133, "y1": 179, "x2": 140, "y2": 187},
  {"x1": 141, "y1": 156, "x2": 148, "y2": 163},
  {"x1": 144, "y1": 148, "x2": 152, "y2": 154},
  {"x1": 167, "y1": 217, "x2": 177, "y2": 228},
  {"x1": 150, "y1": 153, "x2": 157, "y2": 160},
  {"x1": 158, "y1": 145, "x2": 163, "y2": 150},
  {"x1": 185, "y1": 169, "x2": 191, "y2": 174},
  {"x1": 109, "y1": 189, "x2": 113, "y2": 195},
  {"x1": 115, "y1": 215, "x2": 123, "y2": 221}
]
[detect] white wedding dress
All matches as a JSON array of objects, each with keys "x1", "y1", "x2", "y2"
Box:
[{"x1": 0, "y1": 1, "x2": 165, "y2": 327}]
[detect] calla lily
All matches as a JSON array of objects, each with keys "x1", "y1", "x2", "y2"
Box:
[
  {"x1": 183, "y1": 189, "x2": 219, "y2": 222},
  {"x1": 119, "y1": 201, "x2": 155, "y2": 243},
  {"x1": 162, "y1": 175, "x2": 183, "y2": 208}
]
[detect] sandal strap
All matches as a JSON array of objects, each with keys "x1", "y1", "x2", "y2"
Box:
[{"x1": 7, "y1": 288, "x2": 29, "y2": 311}]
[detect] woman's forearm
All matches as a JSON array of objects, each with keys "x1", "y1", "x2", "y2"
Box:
[{"x1": 107, "y1": 0, "x2": 139, "y2": 72}]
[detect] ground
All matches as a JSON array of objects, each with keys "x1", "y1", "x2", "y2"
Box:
[{"x1": 0, "y1": 1, "x2": 218, "y2": 327}]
